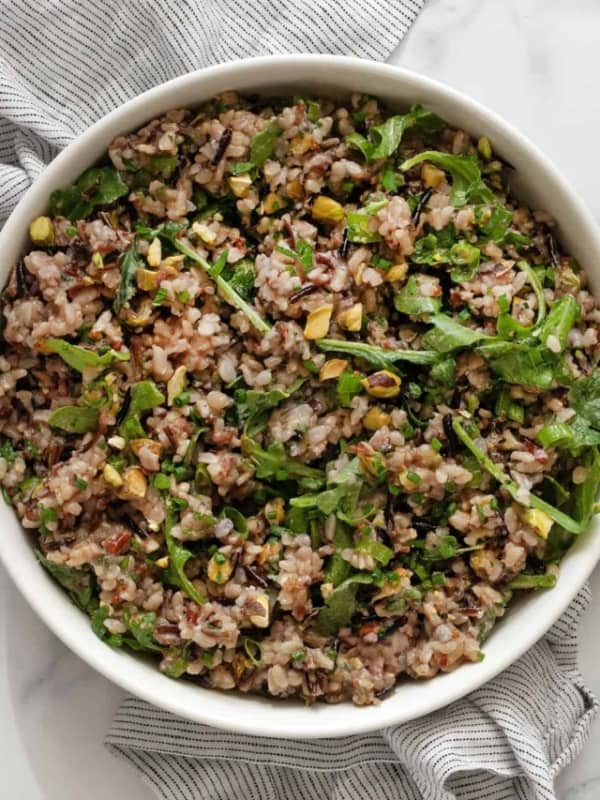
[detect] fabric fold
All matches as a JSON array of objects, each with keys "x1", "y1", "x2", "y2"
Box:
[{"x1": 106, "y1": 589, "x2": 596, "y2": 800}]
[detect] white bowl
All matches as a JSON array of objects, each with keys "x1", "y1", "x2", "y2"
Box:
[{"x1": 1, "y1": 55, "x2": 599, "y2": 738}]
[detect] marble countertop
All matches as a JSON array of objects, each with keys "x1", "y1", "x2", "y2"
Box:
[{"x1": 2, "y1": 1, "x2": 600, "y2": 797}]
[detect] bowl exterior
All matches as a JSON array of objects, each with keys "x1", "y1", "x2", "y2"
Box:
[{"x1": 1, "y1": 55, "x2": 599, "y2": 738}]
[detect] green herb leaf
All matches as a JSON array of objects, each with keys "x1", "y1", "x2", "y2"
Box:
[
  {"x1": 44, "y1": 338, "x2": 130, "y2": 372},
  {"x1": 119, "y1": 380, "x2": 165, "y2": 440},
  {"x1": 394, "y1": 274, "x2": 441, "y2": 317},
  {"x1": 475, "y1": 204, "x2": 513, "y2": 243},
  {"x1": 536, "y1": 294, "x2": 579, "y2": 352},
  {"x1": 114, "y1": 240, "x2": 143, "y2": 313},
  {"x1": 346, "y1": 105, "x2": 445, "y2": 162},
  {"x1": 35, "y1": 550, "x2": 97, "y2": 612},
  {"x1": 452, "y1": 416, "x2": 582, "y2": 534},
  {"x1": 164, "y1": 512, "x2": 207, "y2": 606},
  {"x1": 235, "y1": 378, "x2": 305, "y2": 436},
  {"x1": 356, "y1": 537, "x2": 393, "y2": 565},
  {"x1": 569, "y1": 371, "x2": 600, "y2": 430},
  {"x1": 401, "y1": 151, "x2": 494, "y2": 207},
  {"x1": 314, "y1": 573, "x2": 374, "y2": 635},
  {"x1": 250, "y1": 120, "x2": 282, "y2": 167},
  {"x1": 122, "y1": 609, "x2": 161, "y2": 651},
  {"x1": 346, "y1": 209, "x2": 382, "y2": 244},
  {"x1": 241, "y1": 436, "x2": 325, "y2": 490},
  {"x1": 49, "y1": 167, "x2": 128, "y2": 220},
  {"x1": 226, "y1": 258, "x2": 256, "y2": 300},
  {"x1": 336, "y1": 371, "x2": 364, "y2": 407},
  {"x1": 449, "y1": 241, "x2": 480, "y2": 282},
  {"x1": 316, "y1": 337, "x2": 437, "y2": 369},
  {"x1": 0, "y1": 438, "x2": 16, "y2": 464},
  {"x1": 48, "y1": 405, "x2": 99, "y2": 434},
  {"x1": 423, "y1": 314, "x2": 494, "y2": 354},
  {"x1": 508, "y1": 572, "x2": 557, "y2": 590}
]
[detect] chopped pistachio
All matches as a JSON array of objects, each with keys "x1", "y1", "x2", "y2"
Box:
[
  {"x1": 286, "y1": 179, "x2": 304, "y2": 200},
  {"x1": 207, "y1": 552, "x2": 233, "y2": 584},
  {"x1": 136, "y1": 268, "x2": 160, "y2": 292},
  {"x1": 228, "y1": 173, "x2": 253, "y2": 198},
  {"x1": 155, "y1": 555, "x2": 169, "y2": 569},
  {"x1": 304, "y1": 303, "x2": 333, "y2": 339},
  {"x1": 522, "y1": 508, "x2": 553, "y2": 539},
  {"x1": 130, "y1": 438, "x2": 161, "y2": 458},
  {"x1": 421, "y1": 163, "x2": 445, "y2": 189},
  {"x1": 191, "y1": 221, "x2": 217, "y2": 244},
  {"x1": 363, "y1": 406, "x2": 391, "y2": 431},
  {"x1": 91, "y1": 251, "x2": 104, "y2": 270},
  {"x1": 289, "y1": 134, "x2": 313, "y2": 156},
  {"x1": 262, "y1": 192, "x2": 286, "y2": 215},
  {"x1": 126, "y1": 297, "x2": 155, "y2": 327},
  {"x1": 147, "y1": 237, "x2": 162, "y2": 267},
  {"x1": 167, "y1": 365, "x2": 187, "y2": 406},
  {"x1": 107, "y1": 435, "x2": 126, "y2": 450},
  {"x1": 311, "y1": 195, "x2": 345, "y2": 223},
  {"x1": 477, "y1": 135, "x2": 492, "y2": 160},
  {"x1": 361, "y1": 370, "x2": 402, "y2": 398},
  {"x1": 249, "y1": 593, "x2": 270, "y2": 628},
  {"x1": 102, "y1": 463, "x2": 123, "y2": 488},
  {"x1": 319, "y1": 358, "x2": 348, "y2": 381},
  {"x1": 385, "y1": 263, "x2": 408, "y2": 283},
  {"x1": 119, "y1": 466, "x2": 147, "y2": 500},
  {"x1": 29, "y1": 216, "x2": 55, "y2": 246},
  {"x1": 264, "y1": 497, "x2": 285, "y2": 524},
  {"x1": 338, "y1": 302, "x2": 363, "y2": 332}
]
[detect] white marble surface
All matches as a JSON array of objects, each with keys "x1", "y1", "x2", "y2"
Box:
[{"x1": 2, "y1": 1, "x2": 600, "y2": 797}]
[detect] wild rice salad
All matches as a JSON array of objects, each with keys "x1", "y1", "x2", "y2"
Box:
[{"x1": 1, "y1": 92, "x2": 599, "y2": 706}]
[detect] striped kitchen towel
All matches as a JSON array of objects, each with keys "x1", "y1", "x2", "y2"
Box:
[
  {"x1": 106, "y1": 589, "x2": 597, "y2": 800},
  {"x1": 0, "y1": 0, "x2": 423, "y2": 222}
]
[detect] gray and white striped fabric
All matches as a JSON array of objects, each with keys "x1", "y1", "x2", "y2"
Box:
[
  {"x1": 1, "y1": 2, "x2": 596, "y2": 798},
  {"x1": 0, "y1": 0, "x2": 423, "y2": 222},
  {"x1": 107, "y1": 589, "x2": 596, "y2": 800}
]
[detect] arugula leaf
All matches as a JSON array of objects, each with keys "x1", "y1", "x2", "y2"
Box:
[
  {"x1": 313, "y1": 573, "x2": 374, "y2": 635},
  {"x1": 316, "y1": 338, "x2": 438, "y2": 368},
  {"x1": 452, "y1": 417, "x2": 582, "y2": 534},
  {"x1": 45, "y1": 338, "x2": 130, "y2": 372},
  {"x1": 290, "y1": 458, "x2": 363, "y2": 518},
  {"x1": 356, "y1": 537, "x2": 393, "y2": 565},
  {"x1": 568, "y1": 416, "x2": 600, "y2": 450},
  {"x1": 401, "y1": 151, "x2": 494, "y2": 207},
  {"x1": 411, "y1": 232, "x2": 452, "y2": 266},
  {"x1": 571, "y1": 447, "x2": 600, "y2": 527},
  {"x1": 164, "y1": 512, "x2": 207, "y2": 606},
  {"x1": 449, "y1": 241, "x2": 480, "y2": 282},
  {"x1": 324, "y1": 523, "x2": 353, "y2": 586},
  {"x1": 224, "y1": 258, "x2": 256, "y2": 300},
  {"x1": 146, "y1": 225, "x2": 270, "y2": 332},
  {"x1": 122, "y1": 609, "x2": 161, "y2": 651},
  {"x1": 346, "y1": 210, "x2": 382, "y2": 243},
  {"x1": 161, "y1": 645, "x2": 192, "y2": 678},
  {"x1": 477, "y1": 342, "x2": 557, "y2": 389},
  {"x1": 423, "y1": 314, "x2": 494, "y2": 354},
  {"x1": 148, "y1": 155, "x2": 178, "y2": 176},
  {"x1": 48, "y1": 405, "x2": 99, "y2": 434},
  {"x1": 569, "y1": 371, "x2": 600, "y2": 429},
  {"x1": 380, "y1": 161, "x2": 401, "y2": 192},
  {"x1": 114, "y1": 240, "x2": 143, "y2": 313},
  {"x1": 241, "y1": 436, "x2": 325, "y2": 490},
  {"x1": 475, "y1": 204, "x2": 513, "y2": 243},
  {"x1": 0, "y1": 438, "x2": 16, "y2": 464},
  {"x1": 49, "y1": 167, "x2": 128, "y2": 220},
  {"x1": 250, "y1": 120, "x2": 282, "y2": 167},
  {"x1": 235, "y1": 378, "x2": 305, "y2": 436},
  {"x1": 35, "y1": 550, "x2": 97, "y2": 612},
  {"x1": 508, "y1": 572, "x2": 557, "y2": 590},
  {"x1": 336, "y1": 371, "x2": 364, "y2": 407},
  {"x1": 346, "y1": 105, "x2": 445, "y2": 162},
  {"x1": 119, "y1": 380, "x2": 165, "y2": 439},
  {"x1": 394, "y1": 274, "x2": 441, "y2": 316},
  {"x1": 536, "y1": 294, "x2": 579, "y2": 352}
]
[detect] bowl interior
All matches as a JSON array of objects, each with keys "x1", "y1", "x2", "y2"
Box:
[{"x1": 1, "y1": 55, "x2": 599, "y2": 738}]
